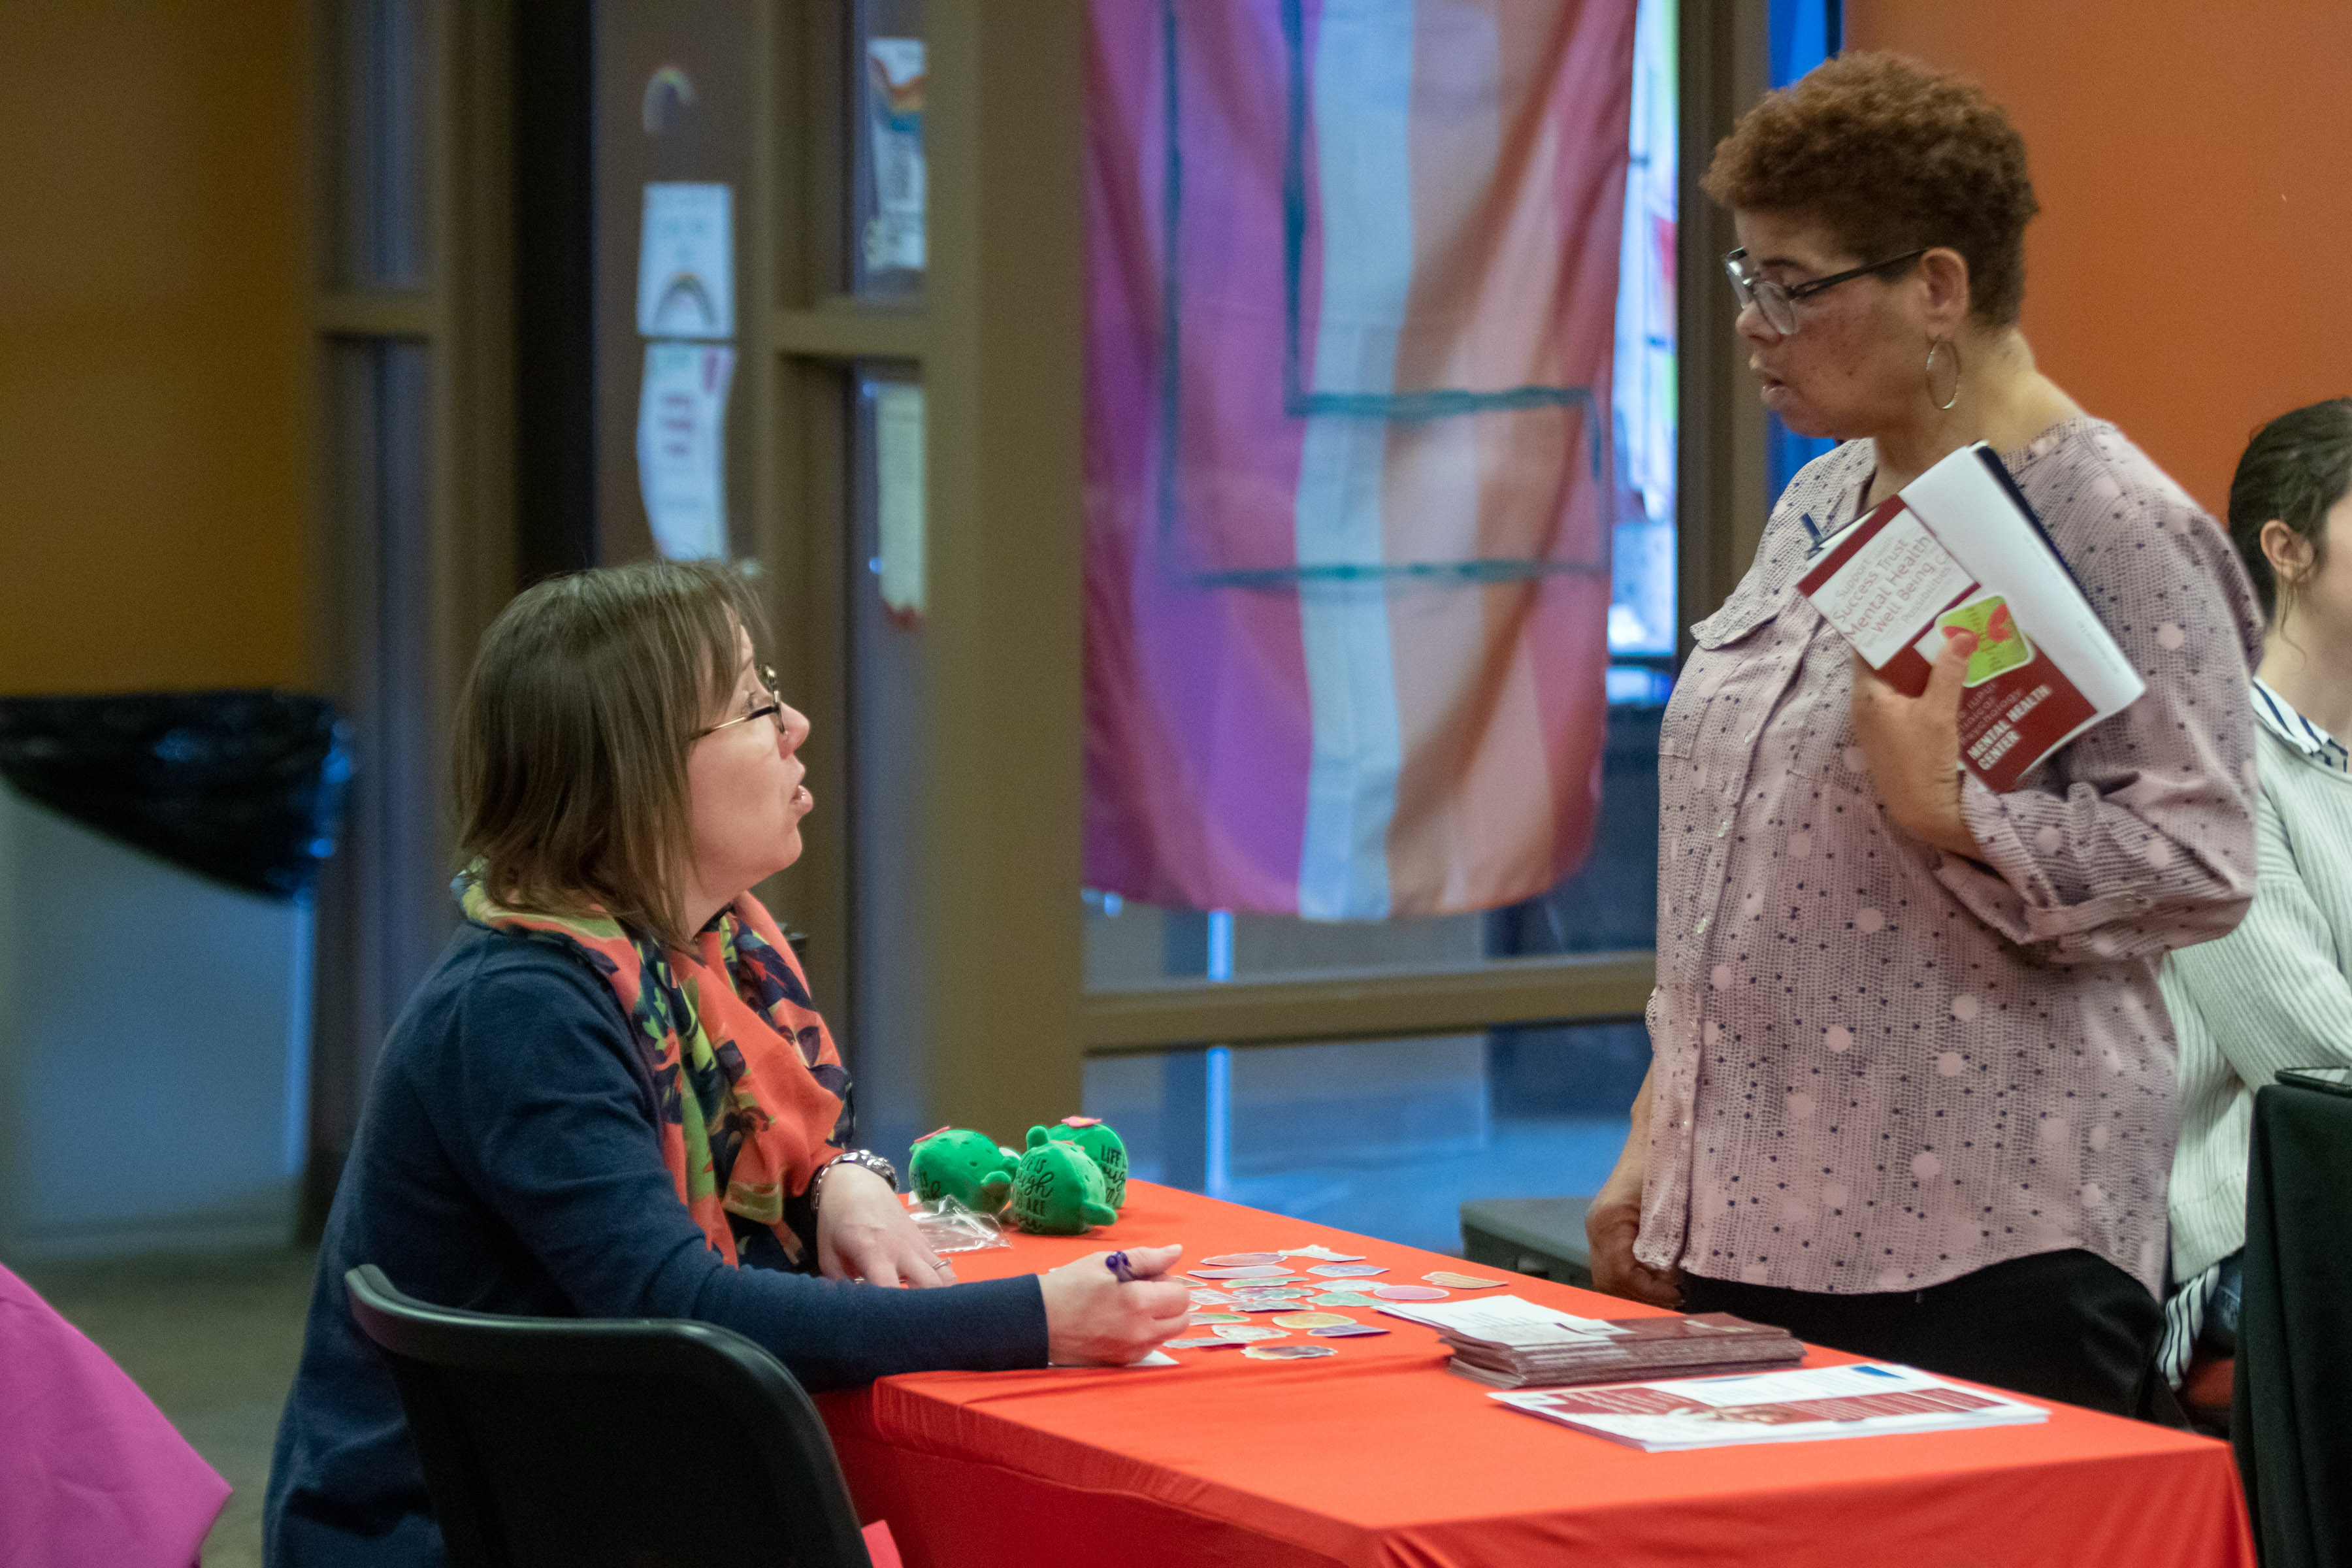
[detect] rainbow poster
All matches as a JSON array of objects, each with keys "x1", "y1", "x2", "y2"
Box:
[{"x1": 1085, "y1": 0, "x2": 1638, "y2": 919}]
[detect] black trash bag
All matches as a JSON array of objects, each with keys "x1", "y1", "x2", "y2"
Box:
[{"x1": 0, "y1": 690, "x2": 351, "y2": 900}]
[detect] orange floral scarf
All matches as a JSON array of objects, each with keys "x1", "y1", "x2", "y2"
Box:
[{"x1": 457, "y1": 866, "x2": 850, "y2": 1266}]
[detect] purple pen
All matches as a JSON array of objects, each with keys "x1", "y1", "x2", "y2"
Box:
[{"x1": 1105, "y1": 1250, "x2": 1136, "y2": 1282}]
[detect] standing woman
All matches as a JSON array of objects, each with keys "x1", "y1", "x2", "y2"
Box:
[
  {"x1": 2157, "y1": 399, "x2": 2352, "y2": 1409},
  {"x1": 267, "y1": 562, "x2": 1189, "y2": 1567},
  {"x1": 1585, "y1": 53, "x2": 2262, "y2": 1418}
]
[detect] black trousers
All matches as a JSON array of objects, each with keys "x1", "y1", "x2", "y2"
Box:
[{"x1": 1681, "y1": 1249, "x2": 2186, "y2": 1426}]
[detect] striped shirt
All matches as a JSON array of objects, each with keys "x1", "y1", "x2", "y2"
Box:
[
  {"x1": 2160, "y1": 681, "x2": 2352, "y2": 1282},
  {"x1": 2251, "y1": 676, "x2": 2351, "y2": 772}
]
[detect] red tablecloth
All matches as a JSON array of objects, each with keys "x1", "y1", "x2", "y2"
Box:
[{"x1": 819, "y1": 1182, "x2": 2253, "y2": 1568}]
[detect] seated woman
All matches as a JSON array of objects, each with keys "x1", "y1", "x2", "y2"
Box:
[
  {"x1": 2158, "y1": 398, "x2": 2352, "y2": 1413},
  {"x1": 265, "y1": 561, "x2": 1188, "y2": 1566}
]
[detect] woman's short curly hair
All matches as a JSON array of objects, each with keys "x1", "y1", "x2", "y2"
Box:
[{"x1": 1701, "y1": 52, "x2": 2038, "y2": 325}]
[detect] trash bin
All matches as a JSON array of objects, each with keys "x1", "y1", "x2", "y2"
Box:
[{"x1": 0, "y1": 692, "x2": 347, "y2": 1262}]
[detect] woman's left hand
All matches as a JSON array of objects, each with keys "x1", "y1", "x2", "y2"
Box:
[
  {"x1": 1850, "y1": 632, "x2": 1985, "y2": 860},
  {"x1": 816, "y1": 1163, "x2": 957, "y2": 1288}
]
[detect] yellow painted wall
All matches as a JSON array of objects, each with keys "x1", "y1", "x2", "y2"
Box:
[{"x1": 0, "y1": 3, "x2": 310, "y2": 696}]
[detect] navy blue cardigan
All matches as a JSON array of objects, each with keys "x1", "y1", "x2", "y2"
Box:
[{"x1": 264, "y1": 922, "x2": 1047, "y2": 1567}]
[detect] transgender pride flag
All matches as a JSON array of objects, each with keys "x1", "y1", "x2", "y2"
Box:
[{"x1": 1084, "y1": 0, "x2": 1638, "y2": 919}]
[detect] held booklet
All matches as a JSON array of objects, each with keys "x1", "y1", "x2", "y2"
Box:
[
  {"x1": 1491, "y1": 1362, "x2": 2049, "y2": 1452},
  {"x1": 1796, "y1": 442, "x2": 2144, "y2": 792}
]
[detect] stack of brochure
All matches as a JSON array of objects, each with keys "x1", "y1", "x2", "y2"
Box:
[
  {"x1": 1375, "y1": 1295, "x2": 1803, "y2": 1388},
  {"x1": 1490, "y1": 1362, "x2": 2050, "y2": 1450}
]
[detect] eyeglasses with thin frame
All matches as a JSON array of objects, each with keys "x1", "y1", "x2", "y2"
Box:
[
  {"x1": 1723, "y1": 246, "x2": 1928, "y2": 336},
  {"x1": 693, "y1": 663, "x2": 785, "y2": 740}
]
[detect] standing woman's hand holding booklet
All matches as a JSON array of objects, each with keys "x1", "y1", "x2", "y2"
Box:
[{"x1": 1799, "y1": 441, "x2": 2145, "y2": 792}]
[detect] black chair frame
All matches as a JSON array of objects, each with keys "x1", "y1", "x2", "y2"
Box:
[{"x1": 346, "y1": 1264, "x2": 875, "y2": 1568}]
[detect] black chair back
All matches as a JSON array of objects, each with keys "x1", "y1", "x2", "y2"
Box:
[
  {"x1": 345, "y1": 1265, "x2": 874, "y2": 1568},
  {"x1": 2234, "y1": 1081, "x2": 2352, "y2": 1568}
]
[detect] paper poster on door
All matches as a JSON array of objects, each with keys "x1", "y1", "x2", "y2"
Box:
[
  {"x1": 636, "y1": 342, "x2": 734, "y2": 561},
  {"x1": 864, "y1": 39, "x2": 926, "y2": 274},
  {"x1": 637, "y1": 183, "x2": 734, "y2": 339},
  {"x1": 874, "y1": 382, "x2": 925, "y2": 617}
]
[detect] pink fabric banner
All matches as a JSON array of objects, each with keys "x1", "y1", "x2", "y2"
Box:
[
  {"x1": 1085, "y1": 0, "x2": 1637, "y2": 919},
  {"x1": 1, "y1": 1263, "x2": 229, "y2": 1568}
]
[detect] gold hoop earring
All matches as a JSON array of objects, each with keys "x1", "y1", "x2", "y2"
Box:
[{"x1": 1925, "y1": 339, "x2": 1962, "y2": 411}]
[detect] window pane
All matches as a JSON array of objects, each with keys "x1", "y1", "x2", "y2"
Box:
[
  {"x1": 849, "y1": 0, "x2": 926, "y2": 300},
  {"x1": 1083, "y1": 702, "x2": 1661, "y2": 987},
  {"x1": 1765, "y1": 0, "x2": 1841, "y2": 502},
  {"x1": 1607, "y1": 0, "x2": 1678, "y2": 672},
  {"x1": 1083, "y1": 1021, "x2": 1644, "y2": 1256},
  {"x1": 1081, "y1": 0, "x2": 1674, "y2": 990}
]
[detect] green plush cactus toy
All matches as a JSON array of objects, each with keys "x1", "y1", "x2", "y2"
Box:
[
  {"x1": 908, "y1": 1127, "x2": 1017, "y2": 1215},
  {"x1": 1049, "y1": 1117, "x2": 1128, "y2": 1210},
  {"x1": 1008, "y1": 1125, "x2": 1119, "y2": 1235}
]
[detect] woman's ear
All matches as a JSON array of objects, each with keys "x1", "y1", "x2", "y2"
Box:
[
  {"x1": 1918, "y1": 247, "x2": 1972, "y2": 338},
  {"x1": 2262, "y1": 517, "x2": 2313, "y2": 588}
]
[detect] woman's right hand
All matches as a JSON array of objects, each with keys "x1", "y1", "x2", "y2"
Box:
[
  {"x1": 1037, "y1": 1244, "x2": 1192, "y2": 1365},
  {"x1": 1586, "y1": 1185, "x2": 1683, "y2": 1310},
  {"x1": 1587, "y1": 1069, "x2": 1684, "y2": 1309}
]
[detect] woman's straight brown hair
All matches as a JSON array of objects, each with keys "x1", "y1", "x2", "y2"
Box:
[{"x1": 452, "y1": 559, "x2": 766, "y2": 949}]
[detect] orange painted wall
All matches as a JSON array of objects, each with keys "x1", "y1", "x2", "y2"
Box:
[
  {"x1": 1839, "y1": 3, "x2": 2352, "y2": 519},
  {"x1": 0, "y1": 4, "x2": 310, "y2": 696}
]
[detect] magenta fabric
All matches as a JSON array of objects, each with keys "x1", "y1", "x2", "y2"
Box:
[
  {"x1": 0, "y1": 1263, "x2": 229, "y2": 1568},
  {"x1": 1084, "y1": 0, "x2": 1315, "y2": 914}
]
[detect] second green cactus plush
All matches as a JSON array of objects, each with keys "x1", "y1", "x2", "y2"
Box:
[
  {"x1": 1049, "y1": 1117, "x2": 1128, "y2": 1210},
  {"x1": 908, "y1": 1128, "x2": 1018, "y2": 1215},
  {"x1": 1008, "y1": 1125, "x2": 1119, "y2": 1235}
]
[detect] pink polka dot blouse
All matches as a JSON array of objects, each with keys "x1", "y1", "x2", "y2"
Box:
[{"x1": 1637, "y1": 417, "x2": 2262, "y2": 1297}]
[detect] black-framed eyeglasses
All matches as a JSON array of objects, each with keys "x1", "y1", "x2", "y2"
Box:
[
  {"x1": 1723, "y1": 246, "x2": 1928, "y2": 336},
  {"x1": 694, "y1": 663, "x2": 784, "y2": 740}
]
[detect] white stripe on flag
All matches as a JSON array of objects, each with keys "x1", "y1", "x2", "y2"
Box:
[{"x1": 1295, "y1": 0, "x2": 1416, "y2": 921}]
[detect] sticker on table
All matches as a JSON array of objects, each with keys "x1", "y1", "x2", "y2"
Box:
[
  {"x1": 1188, "y1": 1312, "x2": 1247, "y2": 1324},
  {"x1": 1277, "y1": 1245, "x2": 1367, "y2": 1262},
  {"x1": 1271, "y1": 1312, "x2": 1353, "y2": 1330},
  {"x1": 1212, "y1": 1324, "x2": 1288, "y2": 1341},
  {"x1": 1199, "y1": 1252, "x2": 1284, "y2": 1268},
  {"x1": 1422, "y1": 1272, "x2": 1505, "y2": 1290},
  {"x1": 1188, "y1": 1290, "x2": 1236, "y2": 1305},
  {"x1": 1310, "y1": 1292, "x2": 1385, "y2": 1309},
  {"x1": 1165, "y1": 1336, "x2": 1249, "y2": 1350},
  {"x1": 1233, "y1": 1301, "x2": 1304, "y2": 1314},
  {"x1": 1191, "y1": 1265, "x2": 1295, "y2": 1280},
  {"x1": 1243, "y1": 1343, "x2": 1337, "y2": 1361},
  {"x1": 1226, "y1": 1287, "x2": 1310, "y2": 1301},
  {"x1": 1371, "y1": 1284, "x2": 1450, "y2": 1301},
  {"x1": 1308, "y1": 1264, "x2": 1387, "y2": 1279},
  {"x1": 1309, "y1": 1324, "x2": 1391, "y2": 1338}
]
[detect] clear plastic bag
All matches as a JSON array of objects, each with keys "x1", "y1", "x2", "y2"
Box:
[{"x1": 906, "y1": 1194, "x2": 1012, "y2": 1254}]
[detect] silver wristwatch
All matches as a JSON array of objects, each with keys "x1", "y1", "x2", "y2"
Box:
[{"x1": 810, "y1": 1149, "x2": 900, "y2": 1216}]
